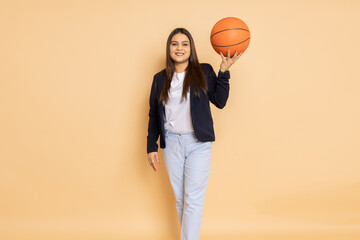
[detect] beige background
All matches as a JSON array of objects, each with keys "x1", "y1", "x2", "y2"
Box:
[{"x1": 1, "y1": 0, "x2": 360, "y2": 239}]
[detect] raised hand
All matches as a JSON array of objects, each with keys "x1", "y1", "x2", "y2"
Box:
[{"x1": 220, "y1": 49, "x2": 242, "y2": 72}]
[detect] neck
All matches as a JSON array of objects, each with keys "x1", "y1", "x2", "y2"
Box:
[{"x1": 174, "y1": 61, "x2": 189, "y2": 73}]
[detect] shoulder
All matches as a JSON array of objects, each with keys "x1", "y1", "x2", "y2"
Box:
[
  {"x1": 200, "y1": 63, "x2": 213, "y2": 70},
  {"x1": 152, "y1": 69, "x2": 166, "y2": 85},
  {"x1": 200, "y1": 63, "x2": 215, "y2": 75},
  {"x1": 154, "y1": 68, "x2": 165, "y2": 78}
]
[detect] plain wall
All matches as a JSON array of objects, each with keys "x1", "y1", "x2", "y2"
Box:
[{"x1": 0, "y1": 0, "x2": 359, "y2": 239}]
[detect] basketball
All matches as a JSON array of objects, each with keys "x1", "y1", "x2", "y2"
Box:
[{"x1": 210, "y1": 17, "x2": 251, "y2": 57}]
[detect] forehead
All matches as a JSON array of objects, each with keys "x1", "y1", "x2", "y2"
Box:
[{"x1": 171, "y1": 33, "x2": 190, "y2": 42}]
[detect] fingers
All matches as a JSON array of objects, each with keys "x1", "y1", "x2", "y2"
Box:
[
  {"x1": 235, "y1": 52, "x2": 242, "y2": 62},
  {"x1": 220, "y1": 51, "x2": 224, "y2": 59},
  {"x1": 220, "y1": 49, "x2": 243, "y2": 71},
  {"x1": 155, "y1": 153, "x2": 160, "y2": 165},
  {"x1": 231, "y1": 51, "x2": 243, "y2": 63},
  {"x1": 147, "y1": 152, "x2": 159, "y2": 172},
  {"x1": 221, "y1": 50, "x2": 243, "y2": 60},
  {"x1": 232, "y1": 51, "x2": 239, "y2": 59},
  {"x1": 149, "y1": 158, "x2": 156, "y2": 171}
]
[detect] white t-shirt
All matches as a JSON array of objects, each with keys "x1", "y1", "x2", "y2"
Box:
[{"x1": 164, "y1": 71, "x2": 194, "y2": 133}]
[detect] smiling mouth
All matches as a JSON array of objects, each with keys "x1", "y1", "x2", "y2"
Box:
[{"x1": 175, "y1": 52, "x2": 184, "y2": 56}]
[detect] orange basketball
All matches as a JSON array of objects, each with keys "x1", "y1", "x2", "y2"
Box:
[{"x1": 210, "y1": 17, "x2": 251, "y2": 57}]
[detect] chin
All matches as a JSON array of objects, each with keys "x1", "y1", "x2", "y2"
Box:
[{"x1": 171, "y1": 58, "x2": 190, "y2": 64}]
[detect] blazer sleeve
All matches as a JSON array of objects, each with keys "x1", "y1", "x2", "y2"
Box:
[
  {"x1": 147, "y1": 74, "x2": 160, "y2": 153},
  {"x1": 207, "y1": 64, "x2": 230, "y2": 109}
]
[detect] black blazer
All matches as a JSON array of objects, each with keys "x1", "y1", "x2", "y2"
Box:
[{"x1": 147, "y1": 63, "x2": 230, "y2": 153}]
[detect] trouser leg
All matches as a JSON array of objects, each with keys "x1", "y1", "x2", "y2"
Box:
[
  {"x1": 181, "y1": 141, "x2": 212, "y2": 240},
  {"x1": 163, "y1": 135, "x2": 185, "y2": 223}
]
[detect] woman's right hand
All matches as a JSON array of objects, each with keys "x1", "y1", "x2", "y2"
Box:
[{"x1": 147, "y1": 152, "x2": 160, "y2": 172}]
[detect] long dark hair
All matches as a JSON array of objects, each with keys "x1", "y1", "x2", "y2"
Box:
[{"x1": 159, "y1": 28, "x2": 207, "y2": 104}]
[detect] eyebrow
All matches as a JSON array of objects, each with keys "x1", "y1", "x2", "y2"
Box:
[{"x1": 171, "y1": 41, "x2": 189, "y2": 43}]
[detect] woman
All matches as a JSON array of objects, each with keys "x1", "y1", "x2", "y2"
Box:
[{"x1": 147, "y1": 28, "x2": 241, "y2": 240}]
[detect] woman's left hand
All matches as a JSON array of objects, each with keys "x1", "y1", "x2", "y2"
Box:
[{"x1": 220, "y1": 49, "x2": 242, "y2": 72}]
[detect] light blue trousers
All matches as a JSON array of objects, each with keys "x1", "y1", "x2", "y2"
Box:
[{"x1": 163, "y1": 131, "x2": 212, "y2": 240}]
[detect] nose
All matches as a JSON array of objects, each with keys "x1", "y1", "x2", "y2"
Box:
[{"x1": 176, "y1": 44, "x2": 182, "y2": 51}]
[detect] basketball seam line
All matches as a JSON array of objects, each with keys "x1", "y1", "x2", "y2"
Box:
[
  {"x1": 212, "y1": 38, "x2": 250, "y2": 48},
  {"x1": 211, "y1": 28, "x2": 250, "y2": 38}
]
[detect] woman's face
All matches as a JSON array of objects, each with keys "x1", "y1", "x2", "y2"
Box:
[{"x1": 169, "y1": 33, "x2": 191, "y2": 64}]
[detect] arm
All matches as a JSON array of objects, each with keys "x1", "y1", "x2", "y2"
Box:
[
  {"x1": 207, "y1": 65, "x2": 230, "y2": 109},
  {"x1": 147, "y1": 74, "x2": 160, "y2": 154},
  {"x1": 208, "y1": 50, "x2": 243, "y2": 108}
]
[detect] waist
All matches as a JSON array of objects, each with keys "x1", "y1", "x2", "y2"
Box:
[{"x1": 165, "y1": 130, "x2": 195, "y2": 136}]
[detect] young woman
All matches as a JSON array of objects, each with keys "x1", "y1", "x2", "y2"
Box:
[{"x1": 146, "y1": 28, "x2": 241, "y2": 240}]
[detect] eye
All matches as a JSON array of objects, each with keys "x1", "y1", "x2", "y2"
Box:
[
  {"x1": 183, "y1": 44, "x2": 188, "y2": 46},
  {"x1": 171, "y1": 43, "x2": 177, "y2": 46}
]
